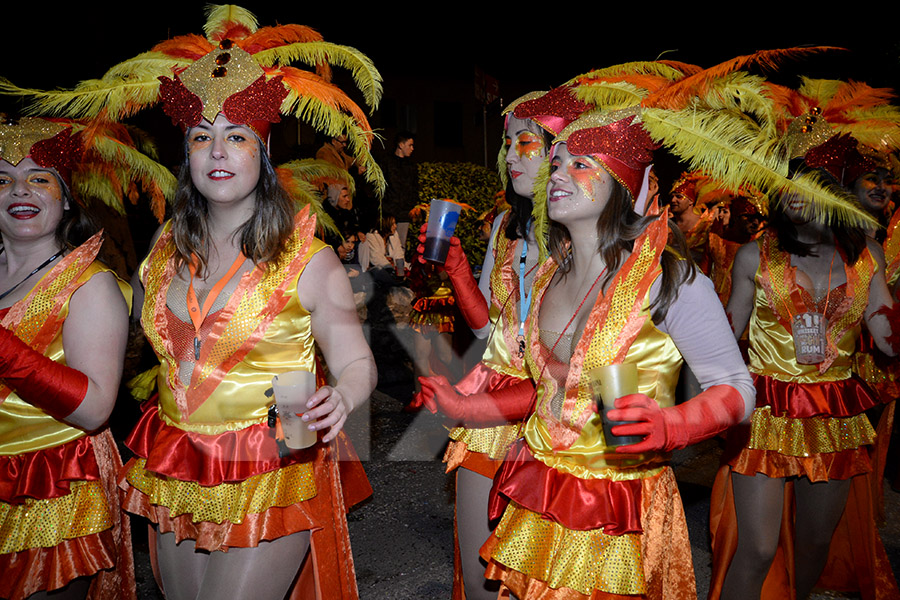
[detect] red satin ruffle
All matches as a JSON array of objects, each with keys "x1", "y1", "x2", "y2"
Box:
[
  {"x1": 0, "y1": 436, "x2": 99, "y2": 503},
  {"x1": 489, "y1": 441, "x2": 643, "y2": 535},
  {"x1": 0, "y1": 529, "x2": 115, "y2": 600},
  {"x1": 125, "y1": 402, "x2": 313, "y2": 486},
  {"x1": 754, "y1": 373, "x2": 879, "y2": 418}
]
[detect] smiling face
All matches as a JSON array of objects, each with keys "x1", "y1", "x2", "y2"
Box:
[
  {"x1": 187, "y1": 113, "x2": 261, "y2": 210},
  {"x1": 546, "y1": 142, "x2": 613, "y2": 226},
  {"x1": 853, "y1": 167, "x2": 894, "y2": 215},
  {"x1": 0, "y1": 157, "x2": 67, "y2": 244},
  {"x1": 505, "y1": 116, "x2": 546, "y2": 198}
]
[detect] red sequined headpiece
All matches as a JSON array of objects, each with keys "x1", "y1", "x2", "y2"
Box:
[
  {"x1": 513, "y1": 86, "x2": 590, "y2": 136},
  {"x1": 562, "y1": 114, "x2": 656, "y2": 199},
  {"x1": 804, "y1": 134, "x2": 878, "y2": 186},
  {"x1": 157, "y1": 42, "x2": 288, "y2": 141},
  {"x1": 0, "y1": 117, "x2": 81, "y2": 188}
]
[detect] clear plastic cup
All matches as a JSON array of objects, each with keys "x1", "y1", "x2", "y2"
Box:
[
  {"x1": 589, "y1": 363, "x2": 643, "y2": 447},
  {"x1": 423, "y1": 199, "x2": 462, "y2": 264},
  {"x1": 272, "y1": 370, "x2": 318, "y2": 449}
]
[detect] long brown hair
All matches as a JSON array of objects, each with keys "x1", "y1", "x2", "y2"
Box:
[
  {"x1": 548, "y1": 177, "x2": 695, "y2": 323},
  {"x1": 170, "y1": 138, "x2": 295, "y2": 275}
]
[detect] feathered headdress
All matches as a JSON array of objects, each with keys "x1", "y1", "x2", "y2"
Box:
[
  {"x1": 769, "y1": 77, "x2": 900, "y2": 185},
  {"x1": 0, "y1": 115, "x2": 174, "y2": 221},
  {"x1": 530, "y1": 49, "x2": 879, "y2": 256},
  {"x1": 0, "y1": 4, "x2": 385, "y2": 195},
  {"x1": 275, "y1": 158, "x2": 357, "y2": 235}
]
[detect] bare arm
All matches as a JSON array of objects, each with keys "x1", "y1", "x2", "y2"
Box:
[
  {"x1": 863, "y1": 239, "x2": 897, "y2": 356},
  {"x1": 298, "y1": 247, "x2": 376, "y2": 442},
  {"x1": 725, "y1": 241, "x2": 760, "y2": 342},
  {"x1": 62, "y1": 271, "x2": 131, "y2": 430}
]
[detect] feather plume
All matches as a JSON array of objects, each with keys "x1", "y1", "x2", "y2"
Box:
[
  {"x1": 569, "y1": 61, "x2": 690, "y2": 85},
  {"x1": 574, "y1": 81, "x2": 653, "y2": 110},
  {"x1": 275, "y1": 164, "x2": 337, "y2": 235},
  {"x1": 648, "y1": 47, "x2": 837, "y2": 110},
  {"x1": 152, "y1": 35, "x2": 215, "y2": 60},
  {"x1": 279, "y1": 158, "x2": 356, "y2": 197},
  {"x1": 204, "y1": 4, "x2": 258, "y2": 40},
  {"x1": 531, "y1": 159, "x2": 552, "y2": 261},
  {"x1": 640, "y1": 105, "x2": 876, "y2": 229},
  {"x1": 255, "y1": 42, "x2": 382, "y2": 111}
]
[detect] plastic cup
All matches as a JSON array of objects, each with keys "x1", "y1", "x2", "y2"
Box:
[
  {"x1": 394, "y1": 257, "x2": 405, "y2": 276},
  {"x1": 588, "y1": 363, "x2": 643, "y2": 447},
  {"x1": 423, "y1": 199, "x2": 462, "y2": 264},
  {"x1": 272, "y1": 370, "x2": 318, "y2": 449}
]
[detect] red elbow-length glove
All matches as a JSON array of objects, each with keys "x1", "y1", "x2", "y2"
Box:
[
  {"x1": 416, "y1": 226, "x2": 489, "y2": 332},
  {"x1": 414, "y1": 375, "x2": 535, "y2": 427},
  {"x1": 0, "y1": 326, "x2": 88, "y2": 421},
  {"x1": 607, "y1": 384, "x2": 745, "y2": 454}
]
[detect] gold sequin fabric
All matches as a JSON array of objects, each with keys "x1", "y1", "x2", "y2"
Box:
[
  {"x1": 124, "y1": 458, "x2": 316, "y2": 524},
  {"x1": 748, "y1": 406, "x2": 875, "y2": 456},
  {"x1": 0, "y1": 480, "x2": 112, "y2": 554},
  {"x1": 490, "y1": 502, "x2": 644, "y2": 596},
  {"x1": 449, "y1": 424, "x2": 521, "y2": 459}
]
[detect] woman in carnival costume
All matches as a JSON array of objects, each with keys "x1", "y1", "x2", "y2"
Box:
[
  {"x1": 710, "y1": 78, "x2": 900, "y2": 600},
  {"x1": 0, "y1": 115, "x2": 171, "y2": 600},
  {"x1": 413, "y1": 87, "x2": 587, "y2": 599},
  {"x1": 480, "y1": 51, "x2": 860, "y2": 600},
  {"x1": 6, "y1": 6, "x2": 384, "y2": 599}
]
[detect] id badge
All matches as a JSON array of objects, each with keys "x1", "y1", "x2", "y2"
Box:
[{"x1": 792, "y1": 311, "x2": 827, "y2": 364}]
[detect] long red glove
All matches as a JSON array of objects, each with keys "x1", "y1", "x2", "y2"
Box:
[
  {"x1": 0, "y1": 326, "x2": 88, "y2": 421},
  {"x1": 416, "y1": 225, "x2": 489, "y2": 332},
  {"x1": 415, "y1": 375, "x2": 535, "y2": 427},
  {"x1": 607, "y1": 385, "x2": 745, "y2": 454}
]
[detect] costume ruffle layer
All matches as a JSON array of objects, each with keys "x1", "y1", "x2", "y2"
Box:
[
  {"x1": 125, "y1": 402, "x2": 312, "y2": 485},
  {"x1": 753, "y1": 373, "x2": 880, "y2": 418},
  {"x1": 489, "y1": 441, "x2": 646, "y2": 535},
  {"x1": 0, "y1": 529, "x2": 116, "y2": 600},
  {"x1": 0, "y1": 436, "x2": 99, "y2": 503},
  {"x1": 483, "y1": 467, "x2": 695, "y2": 599}
]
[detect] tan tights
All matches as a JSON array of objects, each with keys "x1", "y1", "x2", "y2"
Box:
[
  {"x1": 155, "y1": 529, "x2": 311, "y2": 600},
  {"x1": 721, "y1": 472, "x2": 850, "y2": 600}
]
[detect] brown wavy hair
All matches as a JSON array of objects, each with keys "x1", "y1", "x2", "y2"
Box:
[
  {"x1": 547, "y1": 177, "x2": 695, "y2": 323},
  {"x1": 170, "y1": 137, "x2": 295, "y2": 276}
]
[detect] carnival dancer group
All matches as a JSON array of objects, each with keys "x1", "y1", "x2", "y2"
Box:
[{"x1": 0, "y1": 6, "x2": 899, "y2": 600}]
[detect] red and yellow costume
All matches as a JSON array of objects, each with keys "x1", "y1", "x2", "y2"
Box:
[
  {"x1": 444, "y1": 211, "x2": 528, "y2": 478},
  {"x1": 120, "y1": 209, "x2": 371, "y2": 600},
  {"x1": 0, "y1": 234, "x2": 135, "y2": 600},
  {"x1": 708, "y1": 230, "x2": 899, "y2": 599},
  {"x1": 483, "y1": 219, "x2": 698, "y2": 600}
]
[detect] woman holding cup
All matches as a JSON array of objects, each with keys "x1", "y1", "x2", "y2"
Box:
[
  {"x1": 16, "y1": 7, "x2": 381, "y2": 599},
  {"x1": 480, "y1": 109, "x2": 755, "y2": 599},
  {"x1": 415, "y1": 89, "x2": 587, "y2": 599}
]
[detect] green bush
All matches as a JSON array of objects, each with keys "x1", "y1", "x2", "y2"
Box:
[{"x1": 413, "y1": 162, "x2": 502, "y2": 268}]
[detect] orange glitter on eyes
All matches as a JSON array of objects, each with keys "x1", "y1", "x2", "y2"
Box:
[
  {"x1": 567, "y1": 157, "x2": 605, "y2": 199},
  {"x1": 515, "y1": 131, "x2": 544, "y2": 161}
]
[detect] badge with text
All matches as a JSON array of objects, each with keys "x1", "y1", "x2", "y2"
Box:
[{"x1": 792, "y1": 311, "x2": 828, "y2": 364}]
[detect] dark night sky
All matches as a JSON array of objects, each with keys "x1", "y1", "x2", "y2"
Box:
[{"x1": 2, "y1": 3, "x2": 898, "y2": 100}]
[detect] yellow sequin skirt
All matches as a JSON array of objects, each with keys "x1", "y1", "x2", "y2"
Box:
[{"x1": 483, "y1": 466, "x2": 696, "y2": 599}]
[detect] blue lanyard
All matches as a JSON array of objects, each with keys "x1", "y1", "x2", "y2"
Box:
[{"x1": 518, "y1": 238, "x2": 531, "y2": 339}]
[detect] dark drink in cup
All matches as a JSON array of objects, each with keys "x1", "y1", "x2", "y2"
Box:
[{"x1": 423, "y1": 199, "x2": 462, "y2": 264}]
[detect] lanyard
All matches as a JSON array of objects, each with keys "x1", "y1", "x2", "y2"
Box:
[
  {"x1": 516, "y1": 235, "x2": 538, "y2": 357},
  {"x1": 186, "y1": 251, "x2": 246, "y2": 359}
]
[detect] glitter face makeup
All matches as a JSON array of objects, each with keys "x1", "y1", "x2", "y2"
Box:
[
  {"x1": 546, "y1": 143, "x2": 613, "y2": 225},
  {"x1": 188, "y1": 113, "x2": 261, "y2": 209},
  {"x1": 505, "y1": 115, "x2": 547, "y2": 198},
  {"x1": 0, "y1": 157, "x2": 66, "y2": 243}
]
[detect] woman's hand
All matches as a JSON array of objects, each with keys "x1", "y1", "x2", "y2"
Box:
[{"x1": 302, "y1": 385, "x2": 352, "y2": 443}]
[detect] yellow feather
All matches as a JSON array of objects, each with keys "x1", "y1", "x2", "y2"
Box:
[
  {"x1": 255, "y1": 42, "x2": 383, "y2": 111},
  {"x1": 204, "y1": 4, "x2": 258, "y2": 39}
]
